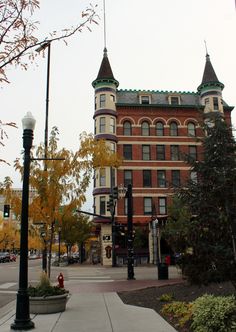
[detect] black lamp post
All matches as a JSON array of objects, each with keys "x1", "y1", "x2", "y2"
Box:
[{"x1": 11, "y1": 112, "x2": 36, "y2": 331}]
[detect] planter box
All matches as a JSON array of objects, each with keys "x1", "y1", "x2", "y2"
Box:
[{"x1": 29, "y1": 293, "x2": 69, "y2": 314}]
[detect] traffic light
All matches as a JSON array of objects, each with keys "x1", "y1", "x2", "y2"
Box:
[
  {"x1": 3, "y1": 204, "x2": 10, "y2": 218},
  {"x1": 112, "y1": 186, "x2": 118, "y2": 199},
  {"x1": 107, "y1": 201, "x2": 111, "y2": 212},
  {"x1": 107, "y1": 195, "x2": 114, "y2": 213}
]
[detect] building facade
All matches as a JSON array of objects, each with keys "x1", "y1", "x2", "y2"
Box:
[{"x1": 92, "y1": 49, "x2": 234, "y2": 266}]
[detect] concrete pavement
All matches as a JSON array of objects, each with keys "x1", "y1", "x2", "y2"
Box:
[
  {"x1": 0, "y1": 265, "x2": 181, "y2": 331},
  {"x1": 0, "y1": 293, "x2": 177, "y2": 332}
]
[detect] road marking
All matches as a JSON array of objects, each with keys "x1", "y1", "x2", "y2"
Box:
[
  {"x1": 67, "y1": 279, "x2": 114, "y2": 283},
  {"x1": 69, "y1": 276, "x2": 111, "y2": 279},
  {"x1": 0, "y1": 283, "x2": 17, "y2": 289}
]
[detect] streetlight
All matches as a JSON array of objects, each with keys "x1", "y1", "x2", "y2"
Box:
[
  {"x1": 11, "y1": 112, "x2": 36, "y2": 331},
  {"x1": 36, "y1": 41, "x2": 51, "y2": 273}
]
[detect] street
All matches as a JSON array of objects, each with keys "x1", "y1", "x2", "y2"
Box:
[{"x1": 0, "y1": 258, "x2": 182, "y2": 311}]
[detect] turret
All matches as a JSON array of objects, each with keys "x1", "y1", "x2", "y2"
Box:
[
  {"x1": 92, "y1": 48, "x2": 119, "y2": 220},
  {"x1": 197, "y1": 53, "x2": 224, "y2": 116}
]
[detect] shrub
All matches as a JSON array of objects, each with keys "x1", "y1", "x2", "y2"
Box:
[
  {"x1": 28, "y1": 272, "x2": 68, "y2": 297},
  {"x1": 191, "y1": 294, "x2": 236, "y2": 332},
  {"x1": 161, "y1": 301, "x2": 193, "y2": 328},
  {"x1": 159, "y1": 293, "x2": 175, "y2": 302}
]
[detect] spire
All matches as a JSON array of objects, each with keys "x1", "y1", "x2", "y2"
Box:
[
  {"x1": 201, "y1": 53, "x2": 220, "y2": 85},
  {"x1": 197, "y1": 53, "x2": 224, "y2": 92},
  {"x1": 92, "y1": 48, "x2": 119, "y2": 87},
  {"x1": 96, "y1": 48, "x2": 115, "y2": 80}
]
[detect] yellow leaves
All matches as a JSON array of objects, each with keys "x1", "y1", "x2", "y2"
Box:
[{"x1": 78, "y1": 132, "x2": 122, "y2": 168}]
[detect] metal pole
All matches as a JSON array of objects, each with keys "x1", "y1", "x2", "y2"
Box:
[
  {"x1": 157, "y1": 226, "x2": 161, "y2": 263},
  {"x1": 42, "y1": 42, "x2": 51, "y2": 273},
  {"x1": 152, "y1": 220, "x2": 158, "y2": 265},
  {"x1": 58, "y1": 228, "x2": 61, "y2": 264},
  {"x1": 126, "y1": 184, "x2": 135, "y2": 280},
  {"x1": 110, "y1": 167, "x2": 116, "y2": 267},
  {"x1": 11, "y1": 128, "x2": 35, "y2": 330}
]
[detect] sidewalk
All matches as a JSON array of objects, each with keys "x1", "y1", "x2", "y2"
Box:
[{"x1": 0, "y1": 292, "x2": 177, "y2": 332}]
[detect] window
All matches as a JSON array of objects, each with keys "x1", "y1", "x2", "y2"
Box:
[
  {"x1": 189, "y1": 146, "x2": 197, "y2": 161},
  {"x1": 110, "y1": 142, "x2": 115, "y2": 154},
  {"x1": 190, "y1": 171, "x2": 197, "y2": 183},
  {"x1": 172, "y1": 170, "x2": 180, "y2": 187},
  {"x1": 141, "y1": 121, "x2": 150, "y2": 136},
  {"x1": 205, "y1": 97, "x2": 210, "y2": 105},
  {"x1": 99, "y1": 117, "x2": 105, "y2": 133},
  {"x1": 156, "y1": 122, "x2": 164, "y2": 136},
  {"x1": 93, "y1": 171, "x2": 96, "y2": 188},
  {"x1": 159, "y1": 197, "x2": 167, "y2": 214},
  {"x1": 99, "y1": 168, "x2": 106, "y2": 186},
  {"x1": 124, "y1": 170, "x2": 132, "y2": 186},
  {"x1": 144, "y1": 197, "x2": 152, "y2": 215},
  {"x1": 111, "y1": 168, "x2": 116, "y2": 187},
  {"x1": 95, "y1": 96, "x2": 97, "y2": 110},
  {"x1": 143, "y1": 170, "x2": 152, "y2": 187},
  {"x1": 142, "y1": 145, "x2": 151, "y2": 160},
  {"x1": 110, "y1": 117, "x2": 115, "y2": 133},
  {"x1": 123, "y1": 121, "x2": 132, "y2": 135},
  {"x1": 171, "y1": 145, "x2": 180, "y2": 161},
  {"x1": 100, "y1": 196, "x2": 106, "y2": 215},
  {"x1": 170, "y1": 96, "x2": 180, "y2": 105},
  {"x1": 213, "y1": 97, "x2": 218, "y2": 110},
  {"x1": 170, "y1": 122, "x2": 178, "y2": 136},
  {"x1": 157, "y1": 170, "x2": 166, "y2": 188},
  {"x1": 94, "y1": 119, "x2": 97, "y2": 135},
  {"x1": 93, "y1": 197, "x2": 96, "y2": 214},
  {"x1": 110, "y1": 94, "x2": 115, "y2": 102},
  {"x1": 100, "y1": 94, "x2": 106, "y2": 108},
  {"x1": 123, "y1": 145, "x2": 132, "y2": 160},
  {"x1": 187, "y1": 122, "x2": 196, "y2": 136},
  {"x1": 140, "y1": 95, "x2": 150, "y2": 104},
  {"x1": 157, "y1": 145, "x2": 165, "y2": 160}
]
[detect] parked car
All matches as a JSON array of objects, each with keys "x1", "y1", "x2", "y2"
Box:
[
  {"x1": 0, "y1": 252, "x2": 10, "y2": 263},
  {"x1": 10, "y1": 253, "x2": 16, "y2": 262}
]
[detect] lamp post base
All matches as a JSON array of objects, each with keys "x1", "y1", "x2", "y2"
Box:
[{"x1": 11, "y1": 319, "x2": 35, "y2": 330}]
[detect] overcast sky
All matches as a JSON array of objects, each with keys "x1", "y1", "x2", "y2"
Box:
[{"x1": 1, "y1": 0, "x2": 236, "y2": 210}]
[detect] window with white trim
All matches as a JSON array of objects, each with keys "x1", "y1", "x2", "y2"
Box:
[{"x1": 144, "y1": 197, "x2": 152, "y2": 215}]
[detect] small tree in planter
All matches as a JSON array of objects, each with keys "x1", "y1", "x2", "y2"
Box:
[{"x1": 28, "y1": 272, "x2": 69, "y2": 314}]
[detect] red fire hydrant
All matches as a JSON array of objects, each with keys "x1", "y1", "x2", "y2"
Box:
[{"x1": 57, "y1": 272, "x2": 64, "y2": 288}]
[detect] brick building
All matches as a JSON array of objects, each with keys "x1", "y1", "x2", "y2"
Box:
[{"x1": 92, "y1": 48, "x2": 234, "y2": 266}]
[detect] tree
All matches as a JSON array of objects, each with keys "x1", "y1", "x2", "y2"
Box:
[
  {"x1": 0, "y1": 121, "x2": 17, "y2": 164},
  {"x1": 0, "y1": 0, "x2": 98, "y2": 83},
  {"x1": 163, "y1": 196, "x2": 192, "y2": 255},
  {"x1": 12, "y1": 127, "x2": 120, "y2": 276},
  {"x1": 176, "y1": 116, "x2": 236, "y2": 285}
]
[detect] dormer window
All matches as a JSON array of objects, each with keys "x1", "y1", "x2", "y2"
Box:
[
  {"x1": 140, "y1": 95, "x2": 151, "y2": 104},
  {"x1": 169, "y1": 96, "x2": 180, "y2": 105}
]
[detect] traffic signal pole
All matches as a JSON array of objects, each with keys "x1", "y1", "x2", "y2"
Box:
[{"x1": 126, "y1": 184, "x2": 135, "y2": 280}]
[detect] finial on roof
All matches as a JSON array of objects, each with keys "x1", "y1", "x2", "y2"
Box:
[
  {"x1": 204, "y1": 40, "x2": 209, "y2": 58},
  {"x1": 103, "y1": 47, "x2": 108, "y2": 57}
]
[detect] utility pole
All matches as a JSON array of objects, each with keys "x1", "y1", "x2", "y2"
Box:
[{"x1": 126, "y1": 184, "x2": 135, "y2": 280}]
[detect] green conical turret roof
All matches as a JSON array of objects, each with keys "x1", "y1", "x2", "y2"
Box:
[
  {"x1": 92, "y1": 48, "x2": 119, "y2": 87},
  {"x1": 198, "y1": 53, "x2": 224, "y2": 92}
]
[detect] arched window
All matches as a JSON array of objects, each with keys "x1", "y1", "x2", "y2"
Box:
[
  {"x1": 170, "y1": 122, "x2": 178, "y2": 136},
  {"x1": 156, "y1": 122, "x2": 164, "y2": 136},
  {"x1": 141, "y1": 121, "x2": 150, "y2": 136},
  {"x1": 123, "y1": 121, "x2": 132, "y2": 135},
  {"x1": 187, "y1": 122, "x2": 196, "y2": 136}
]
